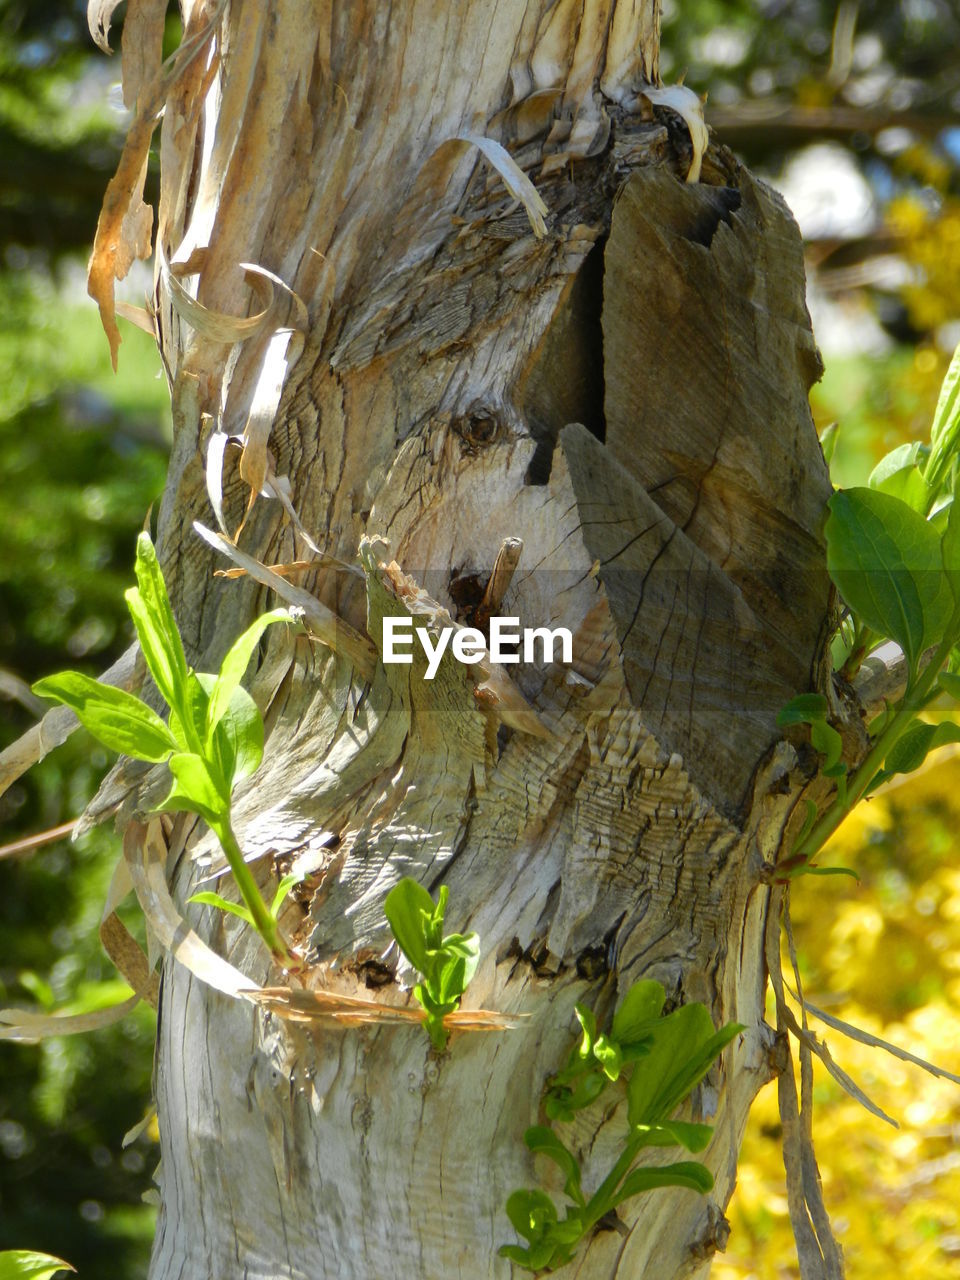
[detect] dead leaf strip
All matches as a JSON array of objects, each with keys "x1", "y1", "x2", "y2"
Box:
[
  {"x1": 100, "y1": 914, "x2": 160, "y2": 1009},
  {"x1": 765, "y1": 889, "x2": 846, "y2": 1280},
  {"x1": 193, "y1": 521, "x2": 377, "y2": 679},
  {"x1": 216, "y1": 561, "x2": 315, "y2": 580},
  {"x1": 123, "y1": 818, "x2": 262, "y2": 1002},
  {"x1": 0, "y1": 667, "x2": 47, "y2": 717},
  {"x1": 165, "y1": 249, "x2": 310, "y2": 534},
  {"x1": 455, "y1": 134, "x2": 548, "y2": 237},
  {"x1": 641, "y1": 85, "x2": 708, "y2": 184},
  {"x1": 235, "y1": 262, "x2": 309, "y2": 512},
  {"x1": 97, "y1": 854, "x2": 160, "y2": 1009},
  {"x1": 244, "y1": 985, "x2": 525, "y2": 1033},
  {"x1": 783, "y1": 901, "x2": 906, "y2": 1118},
  {"x1": 784, "y1": 986, "x2": 960, "y2": 1088},
  {"x1": 0, "y1": 995, "x2": 142, "y2": 1044},
  {"x1": 784, "y1": 899, "x2": 846, "y2": 1277},
  {"x1": 116, "y1": 300, "x2": 157, "y2": 335},
  {"x1": 88, "y1": 0, "x2": 228, "y2": 369},
  {"x1": 0, "y1": 819, "x2": 78, "y2": 861},
  {"x1": 160, "y1": 244, "x2": 276, "y2": 344},
  {"x1": 206, "y1": 431, "x2": 363, "y2": 573},
  {"x1": 0, "y1": 642, "x2": 139, "y2": 804}
]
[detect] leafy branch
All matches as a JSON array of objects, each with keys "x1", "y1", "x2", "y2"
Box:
[
  {"x1": 500, "y1": 981, "x2": 742, "y2": 1273},
  {"x1": 781, "y1": 342, "x2": 960, "y2": 876},
  {"x1": 32, "y1": 532, "x2": 298, "y2": 966}
]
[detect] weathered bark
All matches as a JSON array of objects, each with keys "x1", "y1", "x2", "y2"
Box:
[{"x1": 88, "y1": 2, "x2": 834, "y2": 1276}]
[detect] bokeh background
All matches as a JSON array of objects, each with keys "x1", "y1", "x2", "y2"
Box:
[{"x1": 1, "y1": 2, "x2": 959, "y2": 1276}]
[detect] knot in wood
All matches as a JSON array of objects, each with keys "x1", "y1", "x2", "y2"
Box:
[{"x1": 454, "y1": 411, "x2": 502, "y2": 451}]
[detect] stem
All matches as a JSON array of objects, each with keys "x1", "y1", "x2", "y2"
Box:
[
  {"x1": 584, "y1": 1133, "x2": 643, "y2": 1227},
  {"x1": 213, "y1": 817, "x2": 292, "y2": 965},
  {"x1": 796, "y1": 608, "x2": 960, "y2": 860}
]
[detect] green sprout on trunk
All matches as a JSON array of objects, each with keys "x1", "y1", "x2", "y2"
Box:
[
  {"x1": 32, "y1": 532, "x2": 297, "y2": 967},
  {"x1": 384, "y1": 876, "x2": 480, "y2": 1051},
  {"x1": 501, "y1": 981, "x2": 742, "y2": 1273}
]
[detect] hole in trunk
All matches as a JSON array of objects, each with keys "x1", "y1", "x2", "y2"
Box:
[{"x1": 519, "y1": 237, "x2": 606, "y2": 485}]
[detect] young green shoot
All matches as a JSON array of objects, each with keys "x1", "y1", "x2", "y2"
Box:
[
  {"x1": 383, "y1": 876, "x2": 480, "y2": 1051},
  {"x1": 501, "y1": 981, "x2": 742, "y2": 1273},
  {"x1": 32, "y1": 532, "x2": 297, "y2": 967}
]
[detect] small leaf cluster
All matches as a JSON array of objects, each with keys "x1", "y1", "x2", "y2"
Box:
[
  {"x1": 782, "y1": 343, "x2": 960, "y2": 871},
  {"x1": 501, "y1": 981, "x2": 742, "y2": 1273},
  {"x1": 383, "y1": 877, "x2": 479, "y2": 1051},
  {"x1": 32, "y1": 532, "x2": 295, "y2": 963}
]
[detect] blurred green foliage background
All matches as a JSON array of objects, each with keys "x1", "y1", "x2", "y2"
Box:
[{"x1": 0, "y1": 1, "x2": 958, "y2": 1276}]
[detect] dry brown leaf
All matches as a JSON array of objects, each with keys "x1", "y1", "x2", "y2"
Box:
[
  {"x1": 455, "y1": 134, "x2": 549, "y2": 237},
  {"x1": 246, "y1": 985, "x2": 524, "y2": 1033},
  {"x1": 0, "y1": 995, "x2": 141, "y2": 1043},
  {"x1": 88, "y1": 0, "x2": 227, "y2": 369},
  {"x1": 87, "y1": 0, "x2": 124, "y2": 52},
  {"x1": 120, "y1": 0, "x2": 168, "y2": 110},
  {"x1": 161, "y1": 246, "x2": 275, "y2": 343},
  {"x1": 215, "y1": 561, "x2": 315, "y2": 581},
  {"x1": 641, "y1": 84, "x2": 708, "y2": 183},
  {"x1": 123, "y1": 819, "x2": 264, "y2": 1002},
  {"x1": 192, "y1": 522, "x2": 377, "y2": 678},
  {"x1": 116, "y1": 299, "x2": 157, "y2": 335}
]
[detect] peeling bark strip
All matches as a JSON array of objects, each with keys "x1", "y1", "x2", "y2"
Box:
[{"x1": 86, "y1": 2, "x2": 833, "y2": 1277}]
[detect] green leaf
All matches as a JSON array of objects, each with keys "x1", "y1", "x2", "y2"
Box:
[
  {"x1": 885, "y1": 721, "x2": 960, "y2": 776},
  {"x1": 868, "y1": 442, "x2": 932, "y2": 512},
  {"x1": 941, "y1": 497, "x2": 960, "y2": 605},
  {"x1": 504, "y1": 1188, "x2": 558, "y2": 1244},
  {"x1": 187, "y1": 891, "x2": 256, "y2": 927},
  {"x1": 154, "y1": 752, "x2": 229, "y2": 825},
  {"x1": 925, "y1": 340, "x2": 960, "y2": 492},
  {"x1": 612, "y1": 980, "x2": 666, "y2": 1044},
  {"x1": 270, "y1": 872, "x2": 303, "y2": 920},
  {"x1": 384, "y1": 877, "x2": 436, "y2": 973},
  {"x1": 574, "y1": 1003, "x2": 598, "y2": 1060},
  {"x1": 524, "y1": 1126, "x2": 585, "y2": 1207},
  {"x1": 211, "y1": 682, "x2": 264, "y2": 786},
  {"x1": 436, "y1": 953, "x2": 468, "y2": 1005},
  {"x1": 800, "y1": 864, "x2": 860, "y2": 879},
  {"x1": 810, "y1": 718, "x2": 843, "y2": 772},
  {"x1": 125, "y1": 532, "x2": 189, "y2": 713},
  {"x1": 632, "y1": 1119, "x2": 714, "y2": 1152},
  {"x1": 32, "y1": 671, "x2": 176, "y2": 762},
  {"x1": 593, "y1": 1034, "x2": 623, "y2": 1081},
  {"x1": 939, "y1": 671, "x2": 960, "y2": 699},
  {"x1": 819, "y1": 421, "x2": 839, "y2": 466},
  {"x1": 612, "y1": 1160, "x2": 714, "y2": 1206},
  {"x1": 0, "y1": 1253, "x2": 75, "y2": 1280},
  {"x1": 776, "y1": 693, "x2": 828, "y2": 728},
  {"x1": 825, "y1": 488, "x2": 953, "y2": 674},
  {"x1": 544, "y1": 1070, "x2": 607, "y2": 1121},
  {"x1": 441, "y1": 930, "x2": 480, "y2": 989},
  {"x1": 206, "y1": 609, "x2": 291, "y2": 741},
  {"x1": 627, "y1": 1006, "x2": 743, "y2": 1127}
]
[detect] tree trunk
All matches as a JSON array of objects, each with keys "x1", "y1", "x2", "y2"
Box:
[{"x1": 90, "y1": 2, "x2": 833, "y2": 1276}]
